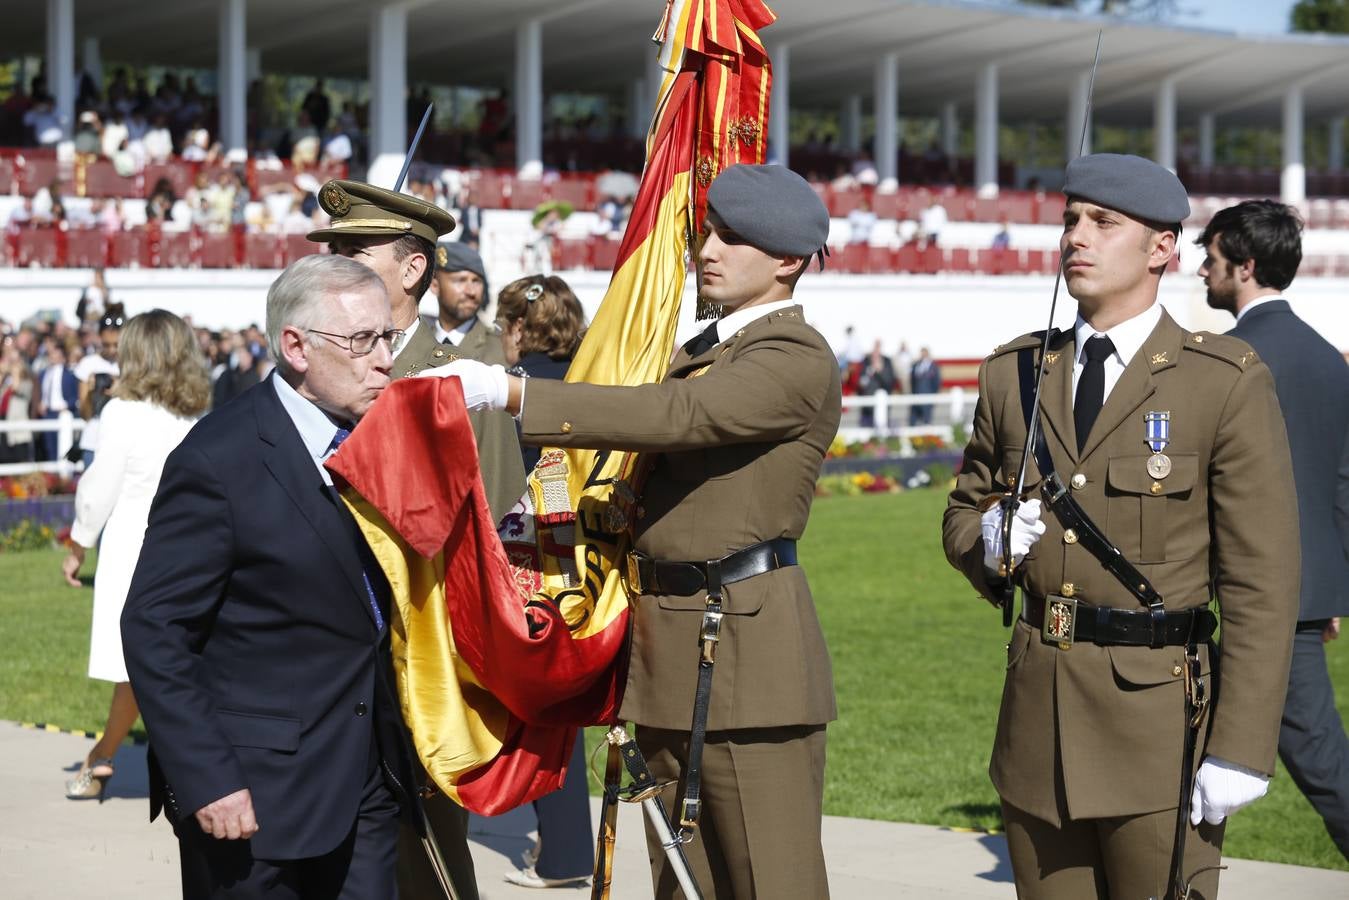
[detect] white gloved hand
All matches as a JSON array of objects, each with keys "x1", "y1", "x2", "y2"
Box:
[
  {"x1": 416, "y1": 359, "x2": 509, "y2": 412},
  {"x1": 1189, "y1": 756, "x2": 1270, "y2": 826},
  {"x1": 981, "y1": 499, "x2": 1046, "y2": 572}
]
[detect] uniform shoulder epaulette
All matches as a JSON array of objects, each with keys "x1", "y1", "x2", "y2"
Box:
[
  {"x1": 1181, "y1": 331, "x2": 1259, "y2": 370},
  {"x1": 988, "y1": 329, "x2": 1064, "y2": 360}
]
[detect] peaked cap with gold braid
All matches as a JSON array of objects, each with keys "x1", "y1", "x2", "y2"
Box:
[{"x1": 307, "y1": 179, "x2": 455, "y2": 245}]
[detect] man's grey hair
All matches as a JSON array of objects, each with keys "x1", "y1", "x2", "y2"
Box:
[{"x1": 266, "y1": 254, "x2": 387, "y2": 374}]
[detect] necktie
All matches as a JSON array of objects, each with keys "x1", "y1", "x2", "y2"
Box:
[
  {"x1": 682, "y1": 322, "x2": 720, "y2": 358},
  {"x1": 1074, "y1": 334, "x2": 1115, "y2": 453},
  {"x1": 327, "y1": 427, "x2": 386, "y2": 631}
]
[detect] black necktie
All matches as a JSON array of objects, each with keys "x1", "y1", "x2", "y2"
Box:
[
  {"x1": 682, "y1": 322, "x2": 720, "y2": 358},
  {"x1": 1074, "y1": 335, "x2": 1115, "y2": 453}
]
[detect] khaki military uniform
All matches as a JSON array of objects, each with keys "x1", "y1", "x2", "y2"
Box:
[
  {"x1": 520, "y1": 306, "x2": 841, "y2": 899},
  {"x1": 393, "y1": 316, "x2": 525, "y2": 900},
  {"x1": 943, "y1": 310, "x2": 1299, "y2": 899}
]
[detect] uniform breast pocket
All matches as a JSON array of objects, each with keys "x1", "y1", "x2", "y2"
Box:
[{"x1": 1104, "y1": 454, "x2": 1198, "y2": 563}]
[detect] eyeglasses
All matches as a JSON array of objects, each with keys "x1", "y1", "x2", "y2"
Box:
[{"x1": 307, "y1": 328, "x2": 405, "y2": 356}]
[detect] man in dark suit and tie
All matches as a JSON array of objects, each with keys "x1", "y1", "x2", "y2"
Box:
[
  {"x1": 121, "y1": 254, "x2": 422, "y2": 898},
  {"x1": 908, "y1": 346, "x2": 942, "y2": 425},
  {"x1": 1198, "y1": 199, "x2": 1349, "y2": 859}
]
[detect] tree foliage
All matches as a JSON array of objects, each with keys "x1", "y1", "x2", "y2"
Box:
[{"x1": 1291, "y1": 0, "x2": 1349, "y2": 33}]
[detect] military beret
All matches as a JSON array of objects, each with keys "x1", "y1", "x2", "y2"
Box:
[
  {"x1": 706, "y1": 164, "x2": 830, "y2": 258},
  {"x1": 1062, "y1": 153, "x2": 1190, "y2": 225},
  {"x1": 435, "y1": 241, "x2": 486, "y2": 281},
  {"x1": 308, "y1": 179, "x2": 455, "y2": 245}
]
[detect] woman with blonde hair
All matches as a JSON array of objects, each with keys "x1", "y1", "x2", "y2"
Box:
[{"x1": 61, "y1": 309, "x2": 211, "y2": 800}]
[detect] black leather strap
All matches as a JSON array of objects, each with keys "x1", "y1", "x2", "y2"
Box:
[
  {"x1": 1023, "y1": 595, "x2": 1216, "y2": 647},
  {"x1": 632, "y1": 538, "x2": 797, "y2": 597},
  {"x1": 680, "y1": 559, "x2": 723, "y2": 831}
]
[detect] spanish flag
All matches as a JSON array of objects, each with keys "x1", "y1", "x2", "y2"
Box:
[{"x1": 329, "y1": 0, "x2": 777, "y2": 815}]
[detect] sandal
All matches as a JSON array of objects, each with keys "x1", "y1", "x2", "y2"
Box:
[{"x1": 66, "y1": 756, "x2": 115, "y2": 802}]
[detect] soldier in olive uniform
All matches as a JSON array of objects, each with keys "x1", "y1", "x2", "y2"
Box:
[
  {"x1": 425, "y1": 164, "x2": 842, "y2": 899},
  {"x1": 944, "y1": 154, "x2": 1300, "y2": 899},
  {"x1": 308, "y1": 182, "x2": 524, "y2": 900}
]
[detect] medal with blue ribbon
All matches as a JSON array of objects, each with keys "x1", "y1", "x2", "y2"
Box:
[{"x1": 1144, "y1": 411, "x2": 1172, "y2": 479}]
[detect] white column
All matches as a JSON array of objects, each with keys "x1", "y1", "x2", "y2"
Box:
[
  {"x1": 1153, "y1": 76, "x2": 1177, "y2": 172},
  {"x1": 628, "y1": 77, "x2": 648, "y2": 140},
  {"x1": 941, "y1": 101, "x2": 958, "y2": 158},
  {"x1": 246, "y1": 47, "x2": 262, "y2": 82},
  {"x1": 974, "y1": 63, "x2": 999, "y2": 198},
  {"x1": 768, "y1": 43, "x2": 790, "y2": 167},
  {"x1": 1198, "y1": 114, "x2": 1215, "y2": 168},
  {"x1": 1329, "y1": 116, "x2": 1344, "y2": 173},
  {"x1": 368, "y1": 4, "x2": 408, "y2": 188},
  {"x1": 841, "y1": 94, "x2": 862, "y2": 154},
  {"x1": 46, "y1": 0, "x2": 75, "y2": 141},
  {"x1": 217, "y1": 0, "x2": 246, "y2": 158},
  {"x1": 514, "y1": 18, "x2": 543, "y2": 177},
  {"x1": 81, "y1": 37, "x2": 101, "y2": 88},
  {"x1": 1282, "y1": 86, "x2": 1305, "y2": 206},
  {"x1": 874, "y1": 52, "x2": 899, "y2": 191},
  {"x1": 1066, "y1": 68, "x2": 1092, "y2": 161}
]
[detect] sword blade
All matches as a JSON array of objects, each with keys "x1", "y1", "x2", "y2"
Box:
[
  {"x1": 393, "y1": 103, "x2": 435, "y2": 193},
  {"x1": 641, "y1": 795, "x2": 704, "y2": 900}
]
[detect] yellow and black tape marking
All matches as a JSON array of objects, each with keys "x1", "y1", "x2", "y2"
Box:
[{"x1": 13, "y1": 720, "x2": 148, "y2": 745}]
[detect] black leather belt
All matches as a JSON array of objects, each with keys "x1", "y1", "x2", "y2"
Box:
[
  {"x1": 626, "y1": 538, "x2": 797, "y2": 597},
  {"x1": 1023, "y1": 594, "x2": 1216, "y2": 648}
]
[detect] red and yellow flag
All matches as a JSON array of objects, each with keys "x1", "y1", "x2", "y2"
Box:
[{"x1": 329, "y1": 0, "x2": 777, "y2": 815}]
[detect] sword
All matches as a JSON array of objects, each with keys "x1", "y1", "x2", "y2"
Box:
[
  {"x1": 997, "y1": 32, "x2": 1103, "y2": 626},
  {"x1": 604, "y1": 725, "x2": 704, "y2": 900},
  {"x1": 393, "y1": 104, "x2": 435, "y2": 193}
]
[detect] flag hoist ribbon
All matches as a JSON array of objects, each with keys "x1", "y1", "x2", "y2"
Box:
[{"x1": 325, "y1": 0, "x2": 777, "y2": 819}]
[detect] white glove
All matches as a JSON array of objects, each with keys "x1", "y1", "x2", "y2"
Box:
[
  {"x1": 416, "y1": 359, "x2": 509, "y2": 412},
  {"x1": 981, "y1": 499, "x2": 1046, "y2": 572},
  {"x1": 1189, "y1": 756, "x2": 1270, "y2": 826}
]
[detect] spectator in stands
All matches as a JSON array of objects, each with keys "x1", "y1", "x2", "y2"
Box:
[
  {"x1": 212, "y1": 342, "x2": 260, "y2": 410},
  {"x1": 302, "y1": 79, "x2": 332, "y2": 133},
  {"x1": 180, "y1": 123, "x2": 213, "y2": 162},
  {"x1": 23, "y1": 93, "x2": 63, "y2": 146},
  {"x1": 143, "y1": 113, "x2": 174, "y2": 163},
  {"x1": 73, "y1": 307, "x2": 123, "y2": 467},
  {"x1": 75, "y1": 268, "x2": 112, "y2": 324},
  {"x1": 918, "y1": 191, "x2": 947, "y2": 246},
  {"x1": 32, "y1": 179, "x2": 65, "y2": 225},
  {"x1": 62, "y1": 309, "x2": 210, "y2": 803},
  {"x1": 857, "y1": 340, "x2": 897, "y2": 429},
  {"x1": 145, "y1": 177, "x2": 177, "y2": 223},
  {"x1": 74, "y1": 111, "x2": 102, "y2": 155},
  {"x1": 101, "y1": 108, "x2": 129, "y2": 159},
  {"x1": 909, "y1": 346, "x2": 941, "y2": 425},
  {"x1": 991, "y1": 216, "x2": 1012, "y2": 251},
  {"x1": 848, "y1": 198, "x2": 878, "y2": 244},
  {"x1": 36, "y1": 340, "x2": 78, "y2": 460},
  {"x1": 0, "y1": 343, "x2": 36, "y2": 463},
  {"x1": 852, "y1": 150, "x2": 879, "y2": 186},
  {"x1": 451, "y1": 185, "x2": 481, "y2": 247},
  {"x1": 7, "y1": 197, "x2": 34, "y2": 229},
  {"x1": 98, "y1": 198, "x2": 125, "y2": 234}
]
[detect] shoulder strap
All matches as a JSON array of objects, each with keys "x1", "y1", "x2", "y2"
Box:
[{"x1": 1014, "y1": 343, "x2": 1168, "y2": 632}]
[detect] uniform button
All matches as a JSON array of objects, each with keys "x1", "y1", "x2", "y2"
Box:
[
  {"x1": 355, "y1": 702, "x2": 368, "y2": 717},
  {"x1": 1150, "y1": 481, "x2": 1163, "y2": 494},
  {"x1": 561, "y1": 421, "x2": 573, "y2": 433},
  {"x1": 1070, "y1": 473, "x2": 1087, "y2": 490},
  {"x1": 1172, "y1": 665, "x2": 1183, "y2": 676},
  {"x1": 433, "y1": 348, "x2": 445, "y2": 358},
  {"x1": 1063, "y1": 528, "x2": 1078, "y2": 545},
  {"x1": 1192, "y1": 334, "x2": 1205, "y2": 344},
  {"x1": 1061, "y1": 583, "x2": 1075, "y2": 597}
]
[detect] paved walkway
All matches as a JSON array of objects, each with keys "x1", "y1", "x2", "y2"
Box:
[{"x1": 3, "y1": 723, "x2": 1346, "y2": 899}]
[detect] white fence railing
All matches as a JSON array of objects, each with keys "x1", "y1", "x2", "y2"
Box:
[
  {"x1": 0, "y1": 413, "x2": 86, "y2": 476},
  {"x1": 0, "y1": 391, "x2": 974, "y2": 479}
]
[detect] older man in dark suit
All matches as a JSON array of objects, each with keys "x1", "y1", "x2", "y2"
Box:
[
  {"x1": 121, "y1": 255, "x2": 421, "y2": 898},
  {"x1": 1198, "y1": 199, "x2": 1349, "y2": 859}
]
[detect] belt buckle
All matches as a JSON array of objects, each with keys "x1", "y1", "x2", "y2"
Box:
[
  {"x1": 626, "y1": 551, "x2": 647, "y2": 595},
  {"x1": 1041, "y1": 594, "x2": 1077, "y2": 650}
]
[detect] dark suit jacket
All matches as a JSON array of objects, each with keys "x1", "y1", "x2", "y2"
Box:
[
  {"x1": 43, "y1": 364, "x2": 78, "y2": 413},
  {"x1": 121, "y1": 375, "x2": 419, "y2": 860},
  {"x1": 911, "y1": 359, "x2": 941, "y2": 394},
  {"x1": 1231, "y1": 298, "x2": 1349, "y2": 620}
]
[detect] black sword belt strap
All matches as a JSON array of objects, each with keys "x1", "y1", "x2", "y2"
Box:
[{"x1": 680, "y1": 557, "x2": 723, "y2": 833}]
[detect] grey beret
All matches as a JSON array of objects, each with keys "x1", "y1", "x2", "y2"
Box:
[
  {"x1": 1063, "y1": 153, "x2": 1190, "y2": 224},
  {"x1": 706, "y1": 164, "x2": 830, "y2": 257},
  {"x1": 435, "y1": 241, "x2": 486, "y2": 281}
]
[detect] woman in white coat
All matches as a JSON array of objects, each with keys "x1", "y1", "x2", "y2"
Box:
[{"x1": 61, "y1": 310, "x2": 211, "y2": 800}]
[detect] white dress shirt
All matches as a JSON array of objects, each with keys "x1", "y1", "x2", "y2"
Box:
[
  {"x1": 272, "y1": 373, "x2": 346, "y2": 486},
  {"x1": 1071, "y1": 302, "x2": 1164, "y2": 405},
  {"x1": 434, "y1": 316, "x2": 478, "y2": 347},
  {"x1": 392, "y1": 315, "x2": 422, "y2": 360},
  {"x1": 710, "y1": 298, "x2": 798, "y2": 346}
]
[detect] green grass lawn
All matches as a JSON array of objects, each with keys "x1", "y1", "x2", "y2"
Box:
[{"x1": 3, "y1": 491, "x2": 1345, "y2": 869}]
